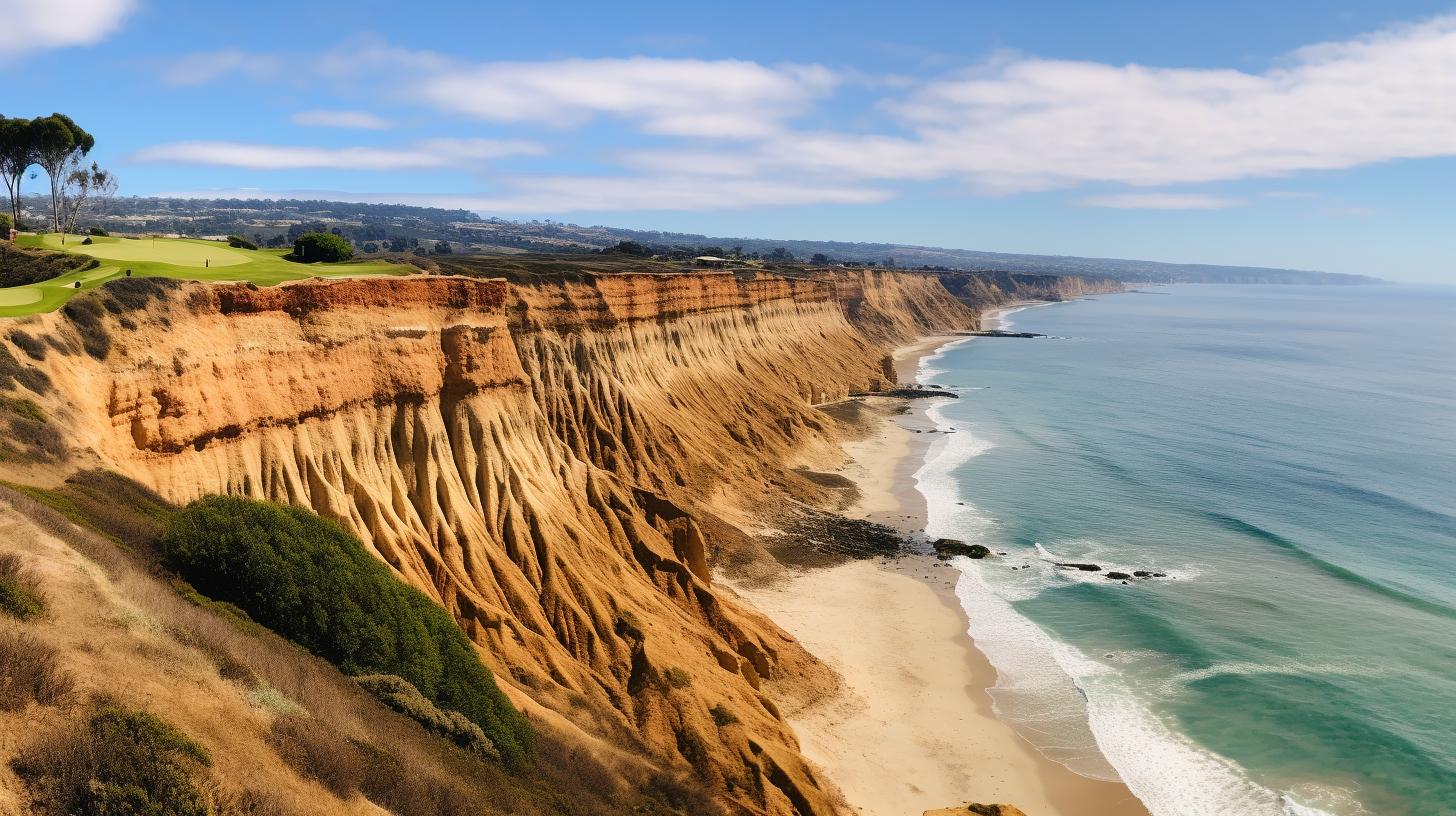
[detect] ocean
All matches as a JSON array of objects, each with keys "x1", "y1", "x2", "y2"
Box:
[{"x1": 913, "y1": 284, "x2": 1456, "y2": 816}]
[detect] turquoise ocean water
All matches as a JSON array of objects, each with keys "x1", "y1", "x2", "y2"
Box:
[{"x1": 913, "y1": 284, "x2": 1455, "y2": 816}]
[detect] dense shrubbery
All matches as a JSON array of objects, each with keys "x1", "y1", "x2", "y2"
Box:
[
  {"x1": 0, "y1": 552, "x2": 46, "y2": 619},
  {"x1": 88, "y1": 227, "x2": 108, "y2": 236},
  {"x1": 0, "y1": 629, "x2": 71, "y2": 710},
  {"x1": 161, "y1": 496, "x2": 531, "y2": 768},
  {"x1": 289, "y1": 231, "x2": 352, "y2": 263},
  {"x1": 226, "y1": 234, "x2": 257, "y2": 250},
  {"x1": 357, "y1": 674, "x2": 500, "y2": 760},
  {"x1": 0, "y1": 242, "x2": 92, "y2": 288},
  {"x1": 15, "y1": 705, "x2": 211, "y2": 816}
]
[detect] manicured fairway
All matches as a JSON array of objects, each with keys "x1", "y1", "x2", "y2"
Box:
[
  {"x1": 29, "y1": 233, "x2": 252, "y2": 267},
  {"x1": 1, "y1": 234, "x2": 412, "y2": 317}
]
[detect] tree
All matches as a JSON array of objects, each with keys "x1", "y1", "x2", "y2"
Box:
[
  {"x1": 30, "y1": 114, "x2": 94, "y2": 235},
  {"x1": 810, "y1": 253, "x2": 831, "y2": 265},
  {"x1": 606, "y1": 240, "x2": 651, "y2": 257},
  {"x1": 290, "y1": 231, "x2": 353, "y2": 263},
  {"x1": 0, "y1": 116, "x2": 38, "y2": 232},
  {"x1": 59, "y1": 161, "x2": 117, "y2": 240},
  {"x1": 432, "y1": 240, "x2": 452, "y2": 255},
  {"x1": 362, "y1": 242, "x2": 378, "y2": 253}
]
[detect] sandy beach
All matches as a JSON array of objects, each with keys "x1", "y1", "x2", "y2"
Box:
[{"x1": 733, "y1": 306, "x2": 1150, "y2": 816}]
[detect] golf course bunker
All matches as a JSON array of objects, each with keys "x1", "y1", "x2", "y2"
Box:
[{"x1": 37, "y1": 235, "x2": 250, "y2": 268}]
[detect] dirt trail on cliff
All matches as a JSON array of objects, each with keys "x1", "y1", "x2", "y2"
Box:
[{"x1": 0, "y1": 265, "x2": 1116, "y2": 815}]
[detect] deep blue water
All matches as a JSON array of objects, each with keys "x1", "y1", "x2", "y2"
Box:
[{"x1": 914, "y1": 284, "x2": 1456, "y2": 816}]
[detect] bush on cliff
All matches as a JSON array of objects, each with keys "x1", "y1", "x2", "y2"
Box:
[
  {"x1": 15, "y1": 705, "x2": 212, "y2": 816},
  {"x1": 289, "y1": 231, "x2": 352, "y2": 263},
  {"x1": 160, "y1": 496, "x2": 531, "y2": 768}
]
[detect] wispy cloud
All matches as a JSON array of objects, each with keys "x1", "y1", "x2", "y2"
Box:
[
  {"x1": 159, "y1": 175, "x2": 890, "y2": 213},
  {"x1": 1, "y1": 0, "x2": 136, "y2": 60},
  {"x1": 881, "y1": 14, "x2": 1456, "y2": 191},
  {"x1": 128, "y1": 139, "x2": 543, "y2": 171},
  {"x1": 160, "y1": 48, "x2": 282, "y2": 86},
  {"x1": 419, "y1": 57, "x2": 837, "y2": 138},
  {"x1": 290, "y1": 110, "x2": 396, "y2": 130},
  {"x1": 139, "y1": 14, "x2": 1456, "y2": 216},
  {"x1": 1078, "y1": 193, "x2": 1244, "y2": 210}
]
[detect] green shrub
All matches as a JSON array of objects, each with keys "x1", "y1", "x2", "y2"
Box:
[
  {"x1": 0, "y1": 396, "x2": 45, "y2": 422},
  {"x1": 80, "y1": 237, "x2": 93, "y2": 245},
  {"x1": 0, "y1": 552, "x2": 46, "y2": 619},
  {"x1": 0, "y1": 213, "x2": 11, "y2": 234},
  {"x1": 289, "y1": 232, "x2": 352, "y2": 263},
  {"x1": 663, "y1": 667, "x2": 692, "y2": 689},
  {"x1": 161, "y1": 496, "x2": 531, "y2": 768},
  {"x1": 15, "y1": 705, "x2": 211, "y2": 816},
  {"x1": 226, "y1": 235, "x2": 257, "y2": 251},
  {"x1": 708, "y1": 704, "x2": 738, "y2": 727},
  {"x1": 88, "y1": 227, "x2": 108, "y2": 237},
  {"x1": 0, "y1": 629, "x2": 71, "y2": 709},
  {"x1": 356, "y1": 674, "x2": 500, "y2": 760}
]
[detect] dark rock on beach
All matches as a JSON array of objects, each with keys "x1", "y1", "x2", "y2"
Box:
[
  {"x1": 1056, "y1": 562, "x2": 1102, "y2": 572},
  {"x1": 933, "y1": 539, "x2": 991, "y2": 560},
  {"x1": 850, "y1": 387, "x2": 959, "y2": 400},
  {"x1": 1104, "y1": 571, "x2": 1133, "y2": 580},
  {"x1": 958, "y1": 330, "x2": 1045, "y2": 338}
]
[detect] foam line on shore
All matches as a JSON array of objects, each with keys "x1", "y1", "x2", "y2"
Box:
[{"x1": 910, "y1": 330, "x2": 1343, "y2": 816}]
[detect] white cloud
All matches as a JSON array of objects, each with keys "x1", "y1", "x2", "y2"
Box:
[
  {"x1": 877, "y1": 14, "x2": 1456, "y2": 191},
  {"x1": 1078, "y1": 193, "x2": 1244, "y2": 210},
  {"x1": 290, "y1": 110, "x2": 396, "y2": 130},
  {"x1": 419, "y1": 57, "x2": 837, "y2": 138},
  {"x1": 0, "y1": 0, "x2": 136, "y2": 59},
  {"x1": 128, "y1": 139, "x2": 543, "y2": 170},
  {"x1": 158, "y1": 175, "x2": 890, "y2": 213},
  {"x1": 134, "y1": 15, "x2": 1456, "y2": 216}
]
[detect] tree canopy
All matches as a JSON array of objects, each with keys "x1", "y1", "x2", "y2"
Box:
[
  {"x1": 291, "y1": 231, "x2": 354, "y2": 263},
  {"x1": 1, "y1": 113, "x2": 99, "y2": 235}
]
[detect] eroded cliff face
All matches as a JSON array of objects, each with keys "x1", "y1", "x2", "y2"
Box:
[
  {"x1": 936, "y1": 269, "x2": 1124, "y2": 314},
  {"x1": 1, "y1": 269, "x2": 976, "y2": 815}
]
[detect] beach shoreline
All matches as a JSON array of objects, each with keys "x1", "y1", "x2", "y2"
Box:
[{"x1": 732, "y1": 304, "x2": 1149, "y2": 816}]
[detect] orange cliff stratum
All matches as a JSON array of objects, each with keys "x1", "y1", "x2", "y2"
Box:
[{"x1": 0, "y1": 267, "x2": 1114, "y2": 815}]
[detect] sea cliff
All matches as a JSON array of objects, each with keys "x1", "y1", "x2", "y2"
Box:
[{"x1": 0, "y1": 265, "x2": 1119, "y2": 815}]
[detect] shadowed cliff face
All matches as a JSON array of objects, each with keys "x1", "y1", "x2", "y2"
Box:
[{"x1": 0, "y1": 268, "x2": 1088, "y2": 814}]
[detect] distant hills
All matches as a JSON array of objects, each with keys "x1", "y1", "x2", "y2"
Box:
[{"x1": 23, "y1": 195, "x2": 1383, "y2": 285}]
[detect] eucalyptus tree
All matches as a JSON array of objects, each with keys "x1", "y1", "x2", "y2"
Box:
[
  {"x1": 31, "y1": 113, "x2": 94, "y2": 236},
  {"x1": 60, "y1": 161, "x2": 118, "y2": 239},
  {"x1": 0, "y1": 115, "x2": 38, "y2": 231}
]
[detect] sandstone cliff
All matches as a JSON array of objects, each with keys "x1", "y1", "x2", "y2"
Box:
[
  {"x1": 936, "y1": 269, "x2": 1123, "y2": 313},
  {"x1": 0, "y1": 264, "x2": 1103, "y2": 814}
]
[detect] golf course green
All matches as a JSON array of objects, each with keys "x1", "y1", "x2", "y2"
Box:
[{"x1": 0, "y1": 234, "x2": 412, "y2": 317}]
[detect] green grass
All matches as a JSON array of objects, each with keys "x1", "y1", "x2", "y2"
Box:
[{"x1": 0, "y1": 234, "x2": 412, "y2": 317}]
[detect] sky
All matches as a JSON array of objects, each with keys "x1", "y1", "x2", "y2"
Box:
[{"x1": 3, "y1": 0, "x2": 1455, "y2": 282}]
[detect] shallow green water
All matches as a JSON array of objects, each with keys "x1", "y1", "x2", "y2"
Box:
[{"x1": 915, "y1": 284, "x2": 1456, "y2": 816}]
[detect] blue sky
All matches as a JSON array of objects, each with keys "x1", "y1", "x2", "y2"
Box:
[{"x1": 5, "y1": 0, "x2": 1455, "y2": 281}]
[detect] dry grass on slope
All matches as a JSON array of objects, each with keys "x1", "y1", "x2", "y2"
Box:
[{"x1": 0, "y1": 480, "x2": 716, "y2": 816}]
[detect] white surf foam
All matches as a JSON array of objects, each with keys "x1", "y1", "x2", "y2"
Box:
[{"x1": 912, "y1": 342, "x2": 1343, "y2": 816}]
